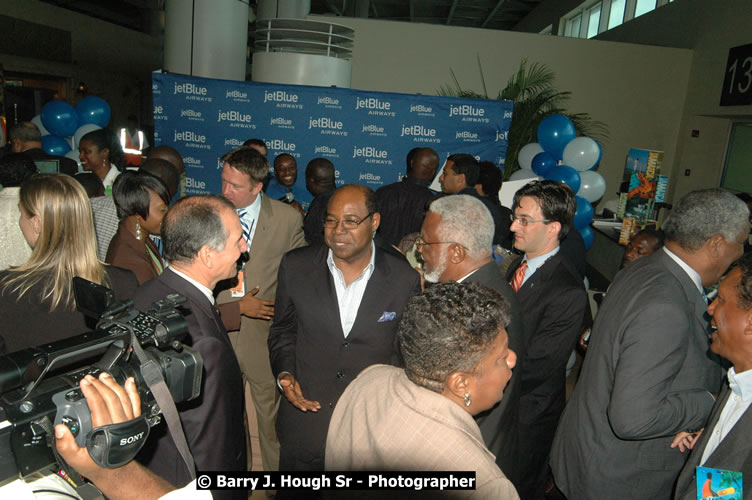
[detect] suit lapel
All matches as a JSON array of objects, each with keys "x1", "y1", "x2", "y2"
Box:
[
  {"x1": 659, "y1": 251, "x2": 711, "y2": 339},
  {"x1": 248, "y1": 195, "x2": 273, "y2": 257},
  {"x1": 311, "y1": 245, "x2": 346, "y2": 338},
  {"x1": 348, "y1": 248, "x2": 390, "y2": 338},
  {"x1": 161, "y1": 269, "x2": 225, "y2": 335},
  {"x1": 704, "y1": 384, "x2": 752, "y2": 465}
]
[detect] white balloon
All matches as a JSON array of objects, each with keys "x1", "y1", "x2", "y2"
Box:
[
  {"x1": 73, "y1": 123, "x2": 101, "y2": 149},
  {"x1": 65, "y1": 150, "x2": 83, "y2": 172},
  {"x1": 577, "y1": 170, "x2": 607, "y2": 203},
  {"x1": 517, "y1": 143, "x2": 544, "y2": 171},
  {"x1": 563, "y1": 137, "x2": 601, "y2": 171},
  {"x1": 509, "y1": 168, "x2": 539, "y2": 181},
  {"x1": 31, "y1": 114, "x2": 50, "y2": 137}
]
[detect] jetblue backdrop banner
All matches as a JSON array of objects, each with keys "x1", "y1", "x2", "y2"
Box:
[{"x1": 152, "y1": 72, "x2": 513, "y2": 196}]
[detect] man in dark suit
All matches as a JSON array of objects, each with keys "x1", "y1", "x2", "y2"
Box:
[
  {"x1": 438, "y1": 153, "x2": 512, "y2": 248},
  {"x1": 216, "y1": 147, "x2": 305, "y2": 472},
  {"x1": 673, "y1": 252, "x2": 752, "y2": 499},
  {"x1": 133, "y1": 195, "x2": 246, "y2": 500},
  {"x1": 376, "y1": 147, "x2": 438, "y2": 247},
  {"x1": 505, "y1": 180, "x2": 586, "y2": 500},
  {"x1": 418, "y1": 193, "x2": 526, "y2": 490},
  {"x1": 268, "y1": 184, "x2": 421, "y2": 472},
  {"x1": 550, "y1": 188, "x2": 749, "y2": 500},
  {"x1": 8, "y1": 122, "x2": 78, "y2": 175}
]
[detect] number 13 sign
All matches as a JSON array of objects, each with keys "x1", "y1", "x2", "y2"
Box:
[{"x1": 721, "y1": 43, "x2": 752, "y2": 106}]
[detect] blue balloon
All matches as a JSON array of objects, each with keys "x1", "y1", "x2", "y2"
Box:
[
  {"x1": 546, "y1": 165, "x2": 581, "y2": 194},
  {"x1": 537, "y1": 114, "x2": 576, "y2": 161},
  {"x1": 76, "y1": 96, "x2": 111, "y2": 127},
  {"x1": 574, "y1": 196, "x2": 594, "y2": 230},
  {"x1": 579, "y1": 225, "x2": 594, "y2": 250},
  {"x1": 531, "y1": 151, "x2": 556, "y2": 177},
  {"x1": 41, "y1": 100, "x2": 78, "y2": 137},
  {"x1": 42, "y1": 135, "x2": 72, "y2": 156}
]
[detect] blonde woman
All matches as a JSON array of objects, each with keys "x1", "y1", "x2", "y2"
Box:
[{"x1": 0, "y1": 174, "x2": 138, "y2": 354}]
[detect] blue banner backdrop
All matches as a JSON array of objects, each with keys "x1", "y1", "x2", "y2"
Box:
[{"x1": 152, "y1": 72, "x2": 513, "y2": 196}]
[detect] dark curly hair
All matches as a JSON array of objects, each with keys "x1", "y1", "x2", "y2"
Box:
[
  {"x1": 398, "y1": 282, "x2": 510, "y2": 393},
  {"x1": 732, "y1": 252, "x2": 752, "y2": 310}
]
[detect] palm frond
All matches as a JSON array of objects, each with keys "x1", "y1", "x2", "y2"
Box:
[{"x1": 437, "y1": 58, "x2": 609, "y2": 180}]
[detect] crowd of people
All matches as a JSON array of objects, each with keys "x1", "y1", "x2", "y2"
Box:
[{"x1": 0, "y1": 124, "x2": 750, "y2": 500}]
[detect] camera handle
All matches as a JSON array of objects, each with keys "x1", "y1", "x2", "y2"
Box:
[{"x1": 128, "y1": 329, "x2": 196, "y2": 480}]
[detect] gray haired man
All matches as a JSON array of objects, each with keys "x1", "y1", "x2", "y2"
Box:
[
  {"x1": 418, "y1": 194, "x2": 526, "y2": 490},
  {"x1": 550, "y1": 188, "x2": 750, "y2": 500}
]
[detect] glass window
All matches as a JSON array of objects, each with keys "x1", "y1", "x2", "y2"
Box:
[
  {"x1": 587, "y1": 3, "x2": 602, "y2": 38},
  {"x1": 565, "y1": 13, "x2": 582, "y2": 38},
  {"x1": 608, "y1": 0, "x2": 626, "y2": 28},
  {"x1": 635, "y1": 0, "x2": 657, "y2": 18}
]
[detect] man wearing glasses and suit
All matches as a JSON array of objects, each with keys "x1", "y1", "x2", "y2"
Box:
[
  {"x1": 268, "y1": 184, "x2": 421, "y2": 473},
  {"x1": 505, "y1": 180, "x2": 586, "y2": 500}
]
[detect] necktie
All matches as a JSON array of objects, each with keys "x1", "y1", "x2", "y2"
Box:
[
  {"x1": 511, "y1": 260, "x2": 528, "y2": 292},
  {"x1": 149, "y1": 234, "x2": 163, "y2": 257},
  {"x1": 236, "y1": 208, "x2": 254, "y2": 248}
]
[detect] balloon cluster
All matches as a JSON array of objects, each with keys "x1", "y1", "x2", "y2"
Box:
[
  {"x1": 511, "y1": 114, "x2": 606, "y2": 250},
  {"x1": 35, "y1": 97, "x2": 111, "y2": 167}
]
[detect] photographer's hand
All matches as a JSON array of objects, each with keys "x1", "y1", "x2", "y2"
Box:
[{"x1": 55, "y1": 373, "x2": 175, "y2": 500}]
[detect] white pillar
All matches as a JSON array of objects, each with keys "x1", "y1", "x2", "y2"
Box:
[{"x1": 164, "y1": 0, "x2": 250, "y2": 82}]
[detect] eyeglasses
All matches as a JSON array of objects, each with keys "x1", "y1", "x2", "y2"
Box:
[
  {"x1": 324, "y1": 211, "x2": 374, "y2": 230},
  {"x1": 510, "y1": 215, "x2": 550, "y2": 227},
  {"x1": 415, "y1": 236, "x2": 467, "y2": 251}
]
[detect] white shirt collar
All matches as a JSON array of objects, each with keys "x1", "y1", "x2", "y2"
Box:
[
  {"x1": 166, "y1": 266, "x2": 215, "y2": 305},
  {"x1": 728, "y1": 367, "x2": 752, "y2": 402},
  {"x1": 456, "y1": 268, "x2": 480, "y2": 283},
  {"x1": 327, "y1": 240, "x2": 376, "y2": 280},
  {"x1": 663, "y1": 246, "x2": 704, "y2": 295},
  {"x1": 525, "y1": 245, "x2": 560, "y2": 275},
  {"x1": 238, "y1": 191, "x2": 262, "y2": 219}
]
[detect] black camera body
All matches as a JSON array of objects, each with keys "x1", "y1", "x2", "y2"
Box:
[{"x1": 0, "y1": 282, "x2": 203, "y2": 484}]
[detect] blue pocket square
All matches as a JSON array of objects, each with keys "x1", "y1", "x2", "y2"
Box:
[{"x1": 378, "y1": 311, "x2": 396, "y2": 322}]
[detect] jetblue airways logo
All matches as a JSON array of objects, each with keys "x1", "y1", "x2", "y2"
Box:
[
  {"x1": 226, "y1": 90, "x2": 248, "y2": 99},
  {"x1": 456, "y1": 131, "x2": 480, "y2": 142},
  {"x1": 496, "y1": 131, "x2": 509, "y2": 141},
  {"x1": 174, "y1": 82, "x2": 207, "y2": 96},
  {"x1": 309, "y1": 117, "x2": 343, "y2": 130},
  {"x1": 410, "y1": 104, "x2": 432, "y2": 113},
  {"x1": 449, "y1": 104, "x2": 485, "y2": 117},
  {"x1": 271, "y1": 117, "x2": 292, "y2": 126},
  {"x1": 264, "y1": 90, "x2": 299, "y2": 103},
  {"x1": 266, "y1": 139, "x2": 296, "y2": 152},
  {"x1": 362, "y1": 124, "x2": 384, "y2": 133},
  {"x1": 359, "y1": 173, "x2": 382, "y2": 183},
  {"x1": 353, "y1": 146, "x2": 387, "y2": 159},
  {"x1": 355, "y1": 98, "x2": 391, "y2": 111},
  {"x1": 218, "y1": 110, "x2": 251, "y2": 123},
  {"x1": 314, "y1": 145, "x2": 337, "y2": 155},
  {"x1": 401, "y1": 124, "x2": 440, "y2": 143},
  {"x1": 174, "y1": 130, "x2": 206, "y2": 143},
  {"x1": 224, "y1": 138, "x2": 244, "y2": 147},
  {"x1": 317, "y1": 96, "x2": 340, "y2": 106}
]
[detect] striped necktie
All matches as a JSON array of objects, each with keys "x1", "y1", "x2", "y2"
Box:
[
  {"x1": 149, "y1": 235, "x2": 163, "y2": 257},
  {"x1": 511, "y1": 260, "x2": 528, "y2": 292},
  {"x1": 236, "y1": 208, "x2": 254, "y2": 248}
]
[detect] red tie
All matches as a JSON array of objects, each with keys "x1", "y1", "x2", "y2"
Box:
[{"x1": 511, "y1": 260, "x2": 528, "y2": 292}]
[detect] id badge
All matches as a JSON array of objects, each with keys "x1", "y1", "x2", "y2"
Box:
[{"x1": 231, "y1": 270, "x2": 246, "y2": 298}]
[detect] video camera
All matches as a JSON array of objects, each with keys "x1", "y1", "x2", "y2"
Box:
[{"x1": 0, "y1": 278, "x2": 203, "y2": 484}]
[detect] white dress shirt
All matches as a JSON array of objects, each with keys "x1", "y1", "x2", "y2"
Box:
[
  {"x1": 238, "y1": 192, "x2": 262, "y2": 249},
  {"x1": 700, "y1": 367, "x2": 752, "y2": 464},
  {"x1": 327, "y1": 241, "x2": 376, "y2": 337}
]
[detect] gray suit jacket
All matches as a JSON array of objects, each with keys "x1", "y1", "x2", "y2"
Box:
[
  {"x1": 550, "y1": 249, "x2": 723, "y2": 500},
  {"x1": 674, "y1": 383, "x2": 752, "y2": 499}
]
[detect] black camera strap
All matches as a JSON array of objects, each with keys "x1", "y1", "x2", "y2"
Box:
[{"x1": 129, "y1": 333, "x2": 196, "y2": 480}]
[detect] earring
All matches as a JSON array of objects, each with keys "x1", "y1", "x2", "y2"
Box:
[
  {"x1": 135, "y1": 220, "x2": 143, "y2": 241},
  {"x1": 463, "y1": 392, "x2": 471, "y2": 407}
]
